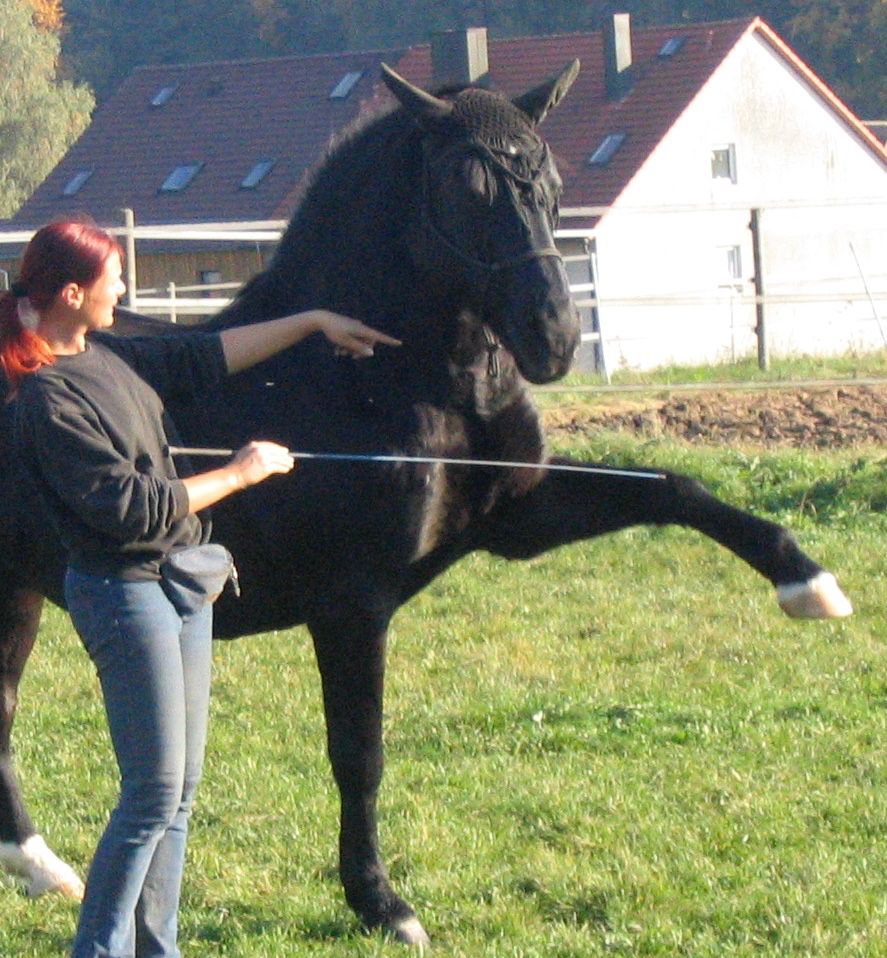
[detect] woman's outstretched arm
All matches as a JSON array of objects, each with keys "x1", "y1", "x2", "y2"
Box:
[{"x1": 220, "y1": 309, "x2": 400, "y2": 374}]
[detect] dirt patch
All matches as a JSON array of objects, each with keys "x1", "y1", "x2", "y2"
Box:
[{"x1": 543, "y1": 384, "x2": 887, "y2": 449}]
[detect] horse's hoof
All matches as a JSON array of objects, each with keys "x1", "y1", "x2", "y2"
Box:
[
  {"x1": 391, "y1": 916, "x2": 431, "y2": 951},
  {"x1": 778, "y1": 572, "x2": 853, "y2": 619},
  {"x1": 0, "y1": 835, "x2": 85, "y2": 900},
  {"x1": 29, "y1": 869, "x2": 86, "y2": 901}
]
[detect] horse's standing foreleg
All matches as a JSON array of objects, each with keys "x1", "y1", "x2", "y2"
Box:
[
  {"x1": 480, "y1": 460, "x2": 851, "y2": 617},
  {"x1": 307, "y1": 602, "x2": 430, "y2": 949},
  {"x1": 0, "y1": 587, "x2": 85, "y2": 898}
]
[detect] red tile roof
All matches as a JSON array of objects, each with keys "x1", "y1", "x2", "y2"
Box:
[
  {"x1": 12, "y1": 47, "x2": 406, "y2": 228},
  {"x1": 11, "y1": 17, "x2": 884, "y2": 231},
  {"x1": 395, "y1": 17, "x2": 754, "y2": 224}
]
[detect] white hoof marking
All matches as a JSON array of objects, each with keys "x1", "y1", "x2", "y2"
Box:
[
  {"x1": 778, "y1": 572, "x2": 853, "y2": 619},
  {"x1": 0, "y1": 835, "x2": 85, "y2": 899},
  {"x1": 392, "y1": 916, "x2": 431, "y2": 951}
]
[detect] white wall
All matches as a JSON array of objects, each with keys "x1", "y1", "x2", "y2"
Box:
[{"x1": 590, "y1": 30, "x2": 887, "y2": 371}]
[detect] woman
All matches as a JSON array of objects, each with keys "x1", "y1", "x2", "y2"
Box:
[{"x1": 0, "y1": 219, "x2": 398, "y2": 958}]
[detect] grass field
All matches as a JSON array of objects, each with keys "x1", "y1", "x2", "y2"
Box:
[
  {"x1": 2, "y1": 394, "x2": 885, "y2": 956},
  {"x1": 541, "y1": 349, "x2": 887, "y2": 390}
]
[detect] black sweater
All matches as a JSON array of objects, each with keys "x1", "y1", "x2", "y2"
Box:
[{"x1": 15, "y1": 332, "x2": 227, "y2": 579}]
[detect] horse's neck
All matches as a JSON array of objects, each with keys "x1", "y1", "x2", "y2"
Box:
[
  {"x1": 446, "y1": 339, "x2": 547, "y2": 471},
  {"x1": 406, "y1": 308, "x2": 543, "y2": 440}
]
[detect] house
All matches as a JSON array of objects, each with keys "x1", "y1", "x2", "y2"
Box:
[{"x1": 3, "y1": 16, "x2": 885, "y2": 370}]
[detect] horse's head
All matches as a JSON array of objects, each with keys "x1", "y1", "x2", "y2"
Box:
[{"x1": 382, "y1": 63, "x2": 581, "y2": 384}]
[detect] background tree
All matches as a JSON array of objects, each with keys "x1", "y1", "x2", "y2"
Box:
[
  {"x1": 787, "y1": 0, "x2": 886, "y2": 118},
  {"x1": 26, "y1": 0, "x2": 65, "y2": 32},
  {"x1": 62, "y1": 0, "x2": 270, "y2": 102},
  {"x1": 0, "y1": 0, "x2": 94, "y2": 218},
  {"x1": 56, "y1": 0, "x2": 884, "y2": 118}
]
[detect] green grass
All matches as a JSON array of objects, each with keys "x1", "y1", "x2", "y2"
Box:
[
  {"x1": 533, "y1": 348, "x2": 887, "y2": 397},
  {"x1": 2, "y1": 428, "x2": 886, "y2": 956}
]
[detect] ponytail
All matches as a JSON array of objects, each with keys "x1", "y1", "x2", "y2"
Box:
[{"x1": 0, "y1": 289, "x2": 55, "y2": 398}]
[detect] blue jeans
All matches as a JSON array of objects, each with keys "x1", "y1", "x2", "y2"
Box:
[{"x1": 65, "y1": 569, "x2": 213, "y2": 958}]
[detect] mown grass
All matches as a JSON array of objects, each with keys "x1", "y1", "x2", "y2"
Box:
[
  {"x1": 2, "y1": 421, "x2": 885, "y2": 956},
  {"x1": 604, "y1": 347, "x2": 887, "y2": 387},
  {"x1": 534, "y1": 347, "x2": 887, "y2": 400}
]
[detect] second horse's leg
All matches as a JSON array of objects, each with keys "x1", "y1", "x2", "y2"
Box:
[{"x1": 0, "y1": 587, "x2": 85, "y2": 898}]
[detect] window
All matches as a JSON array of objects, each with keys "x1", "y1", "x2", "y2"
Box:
[
  {"x1": 330, "y1": 71, "x2": 363, "y2": 99},
  {"x1": 160, "y1": 163, "x2": 202, "y2": 192},
  {"x1": 150, "y1": 84, "x2": 178, "y2": 107},
  {"x1": 199, "y1": 270, "x2": 222, "y2": 297},
  {"x1": 588, "y1": 133, "x2": 626, "y2": 166},
  {"x1": 711, "y1": 144, "x2": 737, "y2": 183},
  {"x1": 719, "y1": 245, "x2": 743, "y2": 283},
  {"x1": 658, "y1": 37, "x2": 686, "y2": 58},
  {"x1": 62, "y1": 169, "x2": 93, "y2": 197},
  {"x1": 241, "y1": 159, "x2": 276, "y2": 189}
]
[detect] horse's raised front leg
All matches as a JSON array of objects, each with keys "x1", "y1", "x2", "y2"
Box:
[
  {"x1": 480, "y1": 459, "x2": 852, "y2": 618},
  {"x1": 0, "y1": 587, "x2": 85, "y2": 899},
  {"x1": 307, "y1": 600, "x2": 430, "y2": 949}
]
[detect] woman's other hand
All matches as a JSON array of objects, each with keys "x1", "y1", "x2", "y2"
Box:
[
  {"x1": 229, "y1": 441, "x2": 295, "y2": 489},
  {"x1": 183, "y1": 441, "x2": 294, "y2": 513}
]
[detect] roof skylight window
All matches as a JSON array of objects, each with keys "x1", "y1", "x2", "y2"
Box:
[
  {"x1": 160, "y1": 162, "x2": 203, "y2": 192},
  {"x1": 61, "y1": 169, "x2": 93, "y2": 197},
  {"x1": 241, "y1": 159, "x2": 276, "y2": 189},
  {"x1": 330, "y1": 71, "x2": 363, "y2": 99},
  {"x1": 150, "y1": 83, "x2": 179, "y2": 107},
  {"x1": 588, "y1": 133, "x2": 627, "y2": 166},
  {"x1": 658, "y1": 37, "x2": 686, "y2": 58}
]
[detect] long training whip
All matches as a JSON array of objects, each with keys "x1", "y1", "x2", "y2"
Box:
[{"x1": 168, "y1": 446, "x2": 666, "y2": 481}]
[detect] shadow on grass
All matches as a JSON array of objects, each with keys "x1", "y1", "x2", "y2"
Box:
[
  {"x1": 514, "y1": 876, "x2": 612, "y2": 931},
  {"x1": 191, "y1": 898, "x2": 364, "y2": 945}
]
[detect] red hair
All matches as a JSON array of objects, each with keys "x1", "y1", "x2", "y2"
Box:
[{"x1": 0, "y1": 220, "x2": 123, "y2": 396}]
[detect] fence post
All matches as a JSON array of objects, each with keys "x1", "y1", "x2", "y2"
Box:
[
  {"x1": 749, "y1": 207, "x2": 768, "y2": 370},
  {"x1": 167, "y1": 282, "x2": 178, "y2": 323},
  {"x1": 585, "y1": 237, "x2": 610, "y2": 383},
  {"x1": 122, "y1": 208, "x2": 138, "y2": 311}
]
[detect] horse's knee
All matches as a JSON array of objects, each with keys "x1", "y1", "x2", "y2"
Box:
[
  {"x1": 0, "y1": 684, "x2": 17, "y2": 747},
  {"x1": 328, "y1": 739, "x2": 383, "y2": 797}
]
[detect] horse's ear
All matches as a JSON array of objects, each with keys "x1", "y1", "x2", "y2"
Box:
[
  {"x1": 380, "y1": 63, "x2": 454, "y2": 128},
  {"x1": 512, "y1": 59, "x2": 580, "y2": 126}
]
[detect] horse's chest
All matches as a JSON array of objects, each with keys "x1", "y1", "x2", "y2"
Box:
[
  {"x1": 407, "y1": 410, "x2": 480, "y2": 561},
  {"x1": 412, "y1": 463, "x2": 463, "y2": 560}
]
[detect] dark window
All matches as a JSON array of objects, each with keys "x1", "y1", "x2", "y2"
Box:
[
  {"x1": 62, "y1": 169, "x2": 93, "y2": 196},
  {"x1": 160, "y1": 163, "x2": 203, "y2": 192},
  {"x1": 588, "y1": 133, "x2": 627, "y2": 166},
  {"x1": 150, "y1": 84, "x2": 178, "y2": 107},
  {"x1": 330, "y1": 71, "x2": 363, "y2": 99},
  {"x1": 241, "y1": 159, "x2": 276, "y2": 189},
  {"x1": 658, "y1": 37, "x2": 686, "y2": 58}
]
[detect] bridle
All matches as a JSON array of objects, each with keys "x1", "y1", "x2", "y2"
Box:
[
  {"x1": 419, "y1": 138, "x2": 563, "y2": 279},
  {"x1": 419, "y1": 138, "x2": 565, "y2": 377}
]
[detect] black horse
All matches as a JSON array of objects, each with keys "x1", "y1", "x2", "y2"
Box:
[{"x1": 0, "y1": 64, "x2": 851, "y2": 946}]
